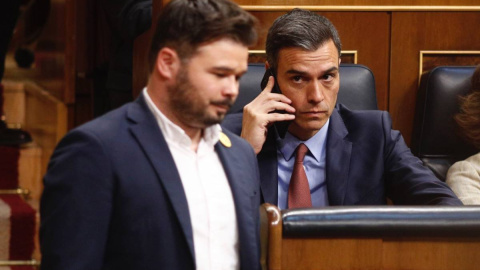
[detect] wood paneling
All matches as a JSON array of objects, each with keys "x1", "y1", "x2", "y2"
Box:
[
  {"x1": 23, "y1": 82, "x2": 68, "y2": 181},
  {"x1": 249, "y1": 51, "x2": 359, "y2": 65},
  {"x1": 277, "y1": 238, "x2": 480, "y2": 270},
  {"x1": 132, "y1": 32, "x2": 152, "y2": 98},
  {"x1": 420, "y1": 51, "x2": 480, "y2": 77},
  {"x1": 382, "y1": 239, "x2": 480, "y2": 270},
  {"x1": 390, "y1": 12, "x2": 480, "y2": 144},
  {"x1": 282, "y1": 238, "x2": 383, "y2": 269}
]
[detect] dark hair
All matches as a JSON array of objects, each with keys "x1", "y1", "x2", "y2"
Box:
[
  {"x1": 265, "y1": 8, "x2": 342, "y2": 73},
  {"x1": 148, "y1": 0, "x2": 257, "y2": 71},
  {"x1": 455, "y1": 65, "x2": 480, "y2": 149}
]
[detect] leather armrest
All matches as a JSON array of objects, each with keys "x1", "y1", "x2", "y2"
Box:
[{"x1": 282, "y1": 206, "x2": 480, "y2": 238}]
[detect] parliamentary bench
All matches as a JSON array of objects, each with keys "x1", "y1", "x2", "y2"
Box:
[{"x1": 260, "y1": 204, "x2": 480, "y2": 270}]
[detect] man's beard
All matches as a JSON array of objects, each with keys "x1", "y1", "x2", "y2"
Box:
[{"x1": 167, "y1": 67, "x2": 234, "y2": 128}]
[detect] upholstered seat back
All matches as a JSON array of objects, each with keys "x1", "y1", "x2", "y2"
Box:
[
  {"x1": 229, "y1": 63, "x2": 377, "y2": 114},
  {"x1": 412, "y1": 66, "x2": 477, "y2": 181}
]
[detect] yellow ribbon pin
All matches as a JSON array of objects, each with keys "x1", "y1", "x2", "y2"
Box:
[{"x1": 219, "y1": 132, "x2": 232, "y2": 148}]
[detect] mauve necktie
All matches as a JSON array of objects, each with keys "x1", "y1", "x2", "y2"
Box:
[{"x1": 288, "y1": 143, "x2": 312, "y2": 208}]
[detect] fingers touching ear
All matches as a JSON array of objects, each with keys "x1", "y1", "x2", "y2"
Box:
[{"x1": 155, "y1": 47, "x2": 180, "y2": 79}]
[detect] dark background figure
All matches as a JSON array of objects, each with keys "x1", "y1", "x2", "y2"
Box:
[
  {"x1": 0, "y1": 0, "x2": 33, "y2": 145},
  {"x1": 0, "y1": 1, "x2": 22, "y2": 82},
  {"x1": 0, "y1": 1, "x2": 23, "y2": 118},
  {"x1": 95, "y1": 0, "x2": 152, "y2": 116}
]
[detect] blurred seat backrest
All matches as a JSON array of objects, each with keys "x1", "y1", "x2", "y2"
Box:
[
  {"x1": 229, "y1": 63, "x2": 377, "y2": 114},
  {"x1": 412, "y1": 66, "x2": 477, "y2": 181}
]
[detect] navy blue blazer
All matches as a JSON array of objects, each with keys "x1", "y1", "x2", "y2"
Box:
[
  {"x1": 40, "y1": 95, "x2": 261, "y2": 270},
  {"x1": 222, "y1": 105, "x2": 462, "y2": 206}
]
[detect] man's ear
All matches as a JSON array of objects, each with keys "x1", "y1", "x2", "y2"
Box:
[
  {"x1": 338, "y1": 57, "x2": 342, "y2": 65},
  {"x1": 265, "y1": 61, "x2": 270, "y2": 70},
  {"x1": 155, "y1": 47, "x2": 180, "y2": 79}
]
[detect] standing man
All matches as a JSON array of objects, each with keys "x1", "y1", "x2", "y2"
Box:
[
  {"x1": 223, "y1": 8, "x2": 461, "y2": 209},
  {"x1": 40, "y1": 0, "x2": 261, "y2": 269}
]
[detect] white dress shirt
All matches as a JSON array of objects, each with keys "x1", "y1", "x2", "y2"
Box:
[{"x1": 144, "y1": 89, "x2": 239, "y2": 270}]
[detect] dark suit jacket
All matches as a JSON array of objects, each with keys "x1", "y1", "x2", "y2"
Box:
[
  {"x1": 40, "y1": 94, "x2": 261, "y2": 270},
  {"x1": 222, "y1": 104, "x2": 462, "y2": 206}
]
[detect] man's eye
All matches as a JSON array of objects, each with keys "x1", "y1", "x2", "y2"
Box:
[
  {"x1": 293, "y1": 76, "x2": 302, "y2": 82},
  {"x1": 323, "y1": 74, "x2": 334, "y2": 81}
]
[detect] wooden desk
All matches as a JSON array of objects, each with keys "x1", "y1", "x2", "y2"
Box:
[{"x1": 261, "y1": 204, "x2": 480, "y2": 270}]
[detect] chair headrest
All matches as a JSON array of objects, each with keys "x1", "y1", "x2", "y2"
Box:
[
  {"x1": 412, "y1": 66, "x2": 477, "y2": 160},
  {"x1": 337, "y1": 64, "x2": 377, "y2": 110},
  {"x1": 229, "y1": 63, "x2": 377, "y2": 114}
]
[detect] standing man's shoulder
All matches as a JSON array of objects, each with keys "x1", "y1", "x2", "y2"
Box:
[{"x1": 76, "y1": 102, "x2": 133, "y2": 136}]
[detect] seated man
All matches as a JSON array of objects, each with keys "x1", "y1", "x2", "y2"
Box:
[{"x1": 223, "y1": 8, "x2": 461, "y2": 209}]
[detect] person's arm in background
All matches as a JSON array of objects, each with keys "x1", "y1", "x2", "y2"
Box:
[
  {"x1": 381, "y1": 112, "x2": 463, "y2": 205},
  {"x1": 446, "y1": 155, "x2": 480, "y2": 205}
]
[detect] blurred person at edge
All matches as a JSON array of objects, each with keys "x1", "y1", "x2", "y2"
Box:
[
  {"x1": 447, "y1": 65, "x2": 480, "y2": 205},
  {"x1": 40, "y1": 0, "x2": 261, "y2": 269}
]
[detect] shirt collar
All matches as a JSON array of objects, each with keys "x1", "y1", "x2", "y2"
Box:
[
  {"x1": 143, "y1": 88, "x2": 221, "y2": 149},
  {"x1": 277, "y1": 119, "x2": 330, "y2": 162}
]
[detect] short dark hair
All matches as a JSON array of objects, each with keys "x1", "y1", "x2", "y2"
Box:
[
  {"x1": 265, "y1": 8, "x2": 342, "y2": 73},
  {"x1": 148, "y1": 0, "x2": 258, "y2": 71},
  {"x1": 455, "y1": 65, "x2": 480, "y2": 149}
]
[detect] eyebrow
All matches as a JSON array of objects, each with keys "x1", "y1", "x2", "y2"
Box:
[
  {"x1": 285, "y1": 66, "x2": 339, "y2": 76},
  {"x1": 211, "y1": 66, "x2": 247, "y2": 76}
]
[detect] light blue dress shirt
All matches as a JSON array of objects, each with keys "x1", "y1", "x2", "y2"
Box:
[{"x1": 277, "y1": 119, "x2": 330, "y2": 209}]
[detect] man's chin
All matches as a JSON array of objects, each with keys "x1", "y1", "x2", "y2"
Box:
[{"x1": 199, "y1": 114, "x2": 225, "y2": 127}]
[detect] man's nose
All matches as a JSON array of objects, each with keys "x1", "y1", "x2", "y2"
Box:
[
  {"x1": 223, "y1": 75, "x2": 239, "y2": 98},
  {"x1": 307, "y1": 81, "x2": 325, "y2": 103}
]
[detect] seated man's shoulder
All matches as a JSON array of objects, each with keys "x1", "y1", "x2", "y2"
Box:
[
  {"x1": 337, "y1": 104, "x2": 385, "y2": 119},
  {"x1": 221, "y1": 112, "x2": 243, "y2": 136},
  {"x1": 336, "y1": 104, "x2": 390, "y2": 131},
  {"x1": 220, "y1": 127, "x2": 254, "y2": 153}
]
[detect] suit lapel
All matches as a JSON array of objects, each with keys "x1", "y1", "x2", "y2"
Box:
[
  {"x1": 257, "y1": 127, "x2": 279, "y2": 205},
  {"x1": 126, "y1": 96, "x2": 195, "y2": 260},
  {"x1": 215, "y1": 140, "x2": 257, "y2": 268},
  {"x1": 326, "y1": 109, "x2": 352, "y2": 205}
]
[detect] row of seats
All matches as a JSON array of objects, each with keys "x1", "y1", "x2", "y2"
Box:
[{"x1": 230, "y1": 63, "x2": 477, "y2": 181}]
